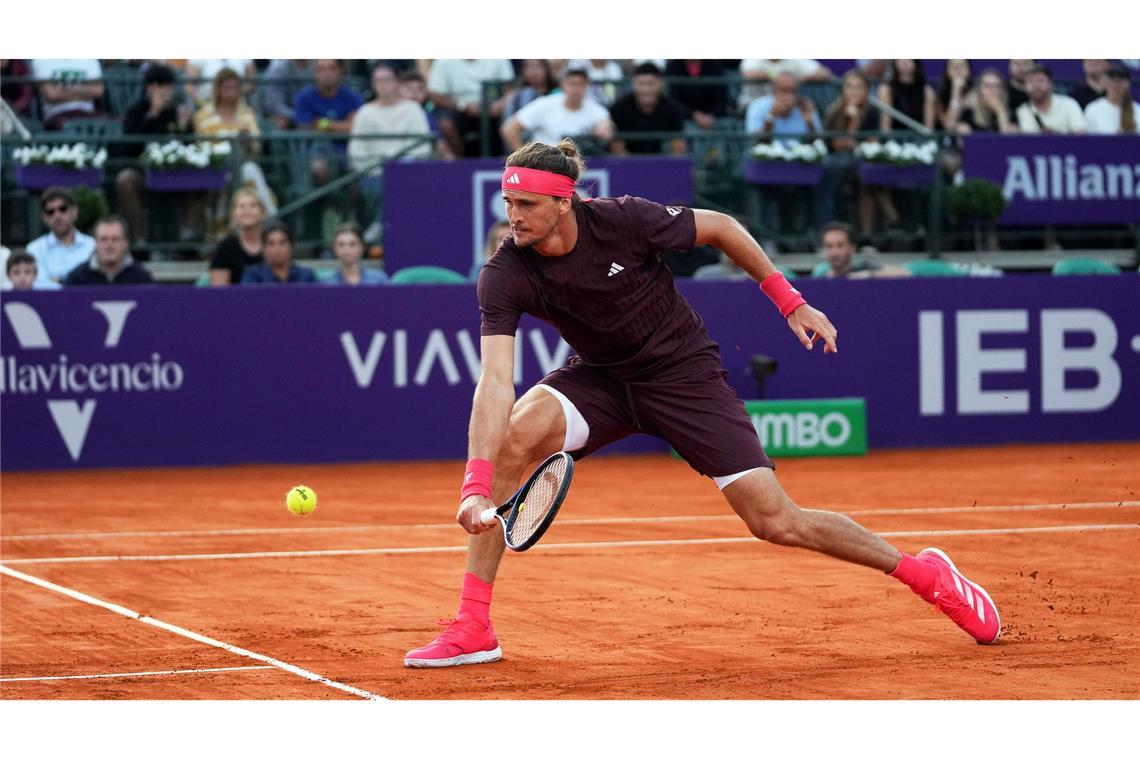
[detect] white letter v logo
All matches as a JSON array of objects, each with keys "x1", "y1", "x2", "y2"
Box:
[{"x1": 47, "y1": 400, "x2": 97, "y2": 461}]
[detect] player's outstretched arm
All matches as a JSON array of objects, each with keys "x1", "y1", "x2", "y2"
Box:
[
  {"x1": 458, "y1": 334, "x2": 517, "y2": 533},
  {"x1": 692, "y1": 209, "x2": 837, "y2": 354}
]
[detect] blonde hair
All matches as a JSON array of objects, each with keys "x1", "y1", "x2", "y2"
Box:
[
  {"x1": 969, "y1": 68, "x2": 1009, "y2": 131},
  {"x1": 211, "y1": 67, "x2": 241, "y2": 109},
  {"x1": 228, "y1": 187, "x2": 267, "y2": 228}
]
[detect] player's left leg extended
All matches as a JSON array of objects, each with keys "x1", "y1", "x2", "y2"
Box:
[
  {"x1": 633, "y1": 353, "x2": 1000, "y2": 645},
  {"x1": 721, "y1": 471, "x2": 1000, "y2": 644}
]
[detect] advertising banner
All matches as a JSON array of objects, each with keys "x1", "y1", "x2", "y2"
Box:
[
  {"x1": 1, "y1": 275, "x2": 1137, "y2": 471},
  {"x1": 962, "y1": 135, "x2": 1140, "y2": 225}
]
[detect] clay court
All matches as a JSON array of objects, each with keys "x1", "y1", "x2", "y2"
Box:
[{"x1": 1, "y1": 442, "x2": 1136, "y2": 700}]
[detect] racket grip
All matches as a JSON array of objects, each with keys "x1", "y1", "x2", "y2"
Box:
[{"x1": 479, "y1": 508, "x2": 498, "y2": 525}]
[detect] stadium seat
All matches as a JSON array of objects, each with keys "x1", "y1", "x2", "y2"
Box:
[
  {"x1": 1051, "y1": 258, "x2": 1121, "y2": 275},
  {"x1": 193, "y1": 272, "x2": 211, "y2": 287},
  {"x1": 905, "y1": 258, "x2": 966, "y2": 277},
  {"x1": 810, "y1": 261, "x2": 831, "y2": 278},
  {"x1": 776, "y1": 264, "x2": 798, "y2": 280},
  {"x1": 390, "y1": 265, "x2": 468, "y2": 284}
]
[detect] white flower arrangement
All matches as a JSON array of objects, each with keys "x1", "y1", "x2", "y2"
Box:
[
  {"x1": 750, "y1": 139, "x2": 829, "y2": 164},
  {"x1": 142, "y1": 140, "x2": 232, "y2": 170},
  {"x1": 856, "y1": 140, "x2": 938, "y2": 166},
  {"x1": 12, "y1": 143, "x2": 107, "y2": 171}
]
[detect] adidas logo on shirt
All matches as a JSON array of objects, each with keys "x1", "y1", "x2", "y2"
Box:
[
  {"x1": 607, "y1": 263, "x2": 625, "y2": 277},
  {"x1": 506, "y1": 173, "x2": 521, "y2": 185}
]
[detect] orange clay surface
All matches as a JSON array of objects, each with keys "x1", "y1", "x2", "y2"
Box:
[{"x1": 1, "y1": 442, "x2": 1137, "y2": 700}]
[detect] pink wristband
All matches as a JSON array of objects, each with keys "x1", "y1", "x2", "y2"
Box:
[
  {"x1": 461, "y1": 458, "x2": 494, "y2": 501},
  {"x1": 759, "y1": 272, "x2": 806, "y2": 317}
]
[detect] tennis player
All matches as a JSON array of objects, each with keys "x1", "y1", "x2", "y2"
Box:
[{"x1": 404, "y1": 139, "x2": 1000, "y2": 667}]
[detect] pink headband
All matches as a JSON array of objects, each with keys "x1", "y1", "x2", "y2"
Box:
[{"x1": 501, "y1": 167, "x2": 576, "y2": 198}]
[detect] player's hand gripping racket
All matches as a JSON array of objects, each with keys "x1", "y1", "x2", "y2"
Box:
[{"x1": 479, "y1": 452, "x2": 574, "y2": 552}]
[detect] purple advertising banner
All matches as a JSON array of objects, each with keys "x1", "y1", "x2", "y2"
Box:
[
  {"x1": 962, "y1": 135, "x2": 1140, "y2": 225},
  {"x1": 1, "y1": 275, "x2": 1137, "y2": 471},
  {"x1": 382, "y1": 157, "x2": 694, "y2": 276}
]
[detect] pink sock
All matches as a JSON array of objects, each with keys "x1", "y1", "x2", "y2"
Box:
[
  {"x1": 457, "y1": 572, "x2": 493, "y2": 625},
  {"x1": 889, "y1": 552, "x2": 938, "y2": 596}
]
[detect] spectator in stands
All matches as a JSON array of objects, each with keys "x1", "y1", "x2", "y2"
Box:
[
  {"x1": 470, "y1": 220, "x2": 511, "y2": 280},
  {"x1": 115, "y1": 64, "x2": 192, "y2": 249},
  {"x1": 195, "y1": 67, "x2": 277, "y2": 216},
  {"x1": 564, "y1": 59, "x2": 626, "y2": 105},
  {"x1": 240, "y1": 222, "x2": 317, "y2": 284},
  {"x1": 1016, "y1": 65, "x2": 1086, "y2": 134},
  {"x1": 1070, "y1": 59, "x2": 1110, "y2": 109},
  {"x1": 186, "y1": 58, "x2": 256, "y2": 105},
  {"x1": 878, "y1": 59, "x2": 936, "y2": 131},
  {"x1": 503, "y1": 60, "x2": 556, "y2": 119},
  {"x1": 0, "y1": 240, "x2": 9, "y2": 289},
  {"x1": 1085, "y1": 64, "x2": 1139, "y2": 134},
  {"x1": 1, "y1": 59, "x2": 33, "y2": 115},
  {"x1": 294, "y1": 59, "x2": 364, "y2": 186},
  {"x1": 261, "y1": 59, "x2": 315, "y2": 130},
  {"x1": 1006, "y1": 59, "x2": 1034, "y2": 112},
  {"x1": 664, "y1": 59, "x2": 729, "y2": 128},
  {"x1": 500, "y1": 69, "x2": 613, "y2": 151},
  {"x1": 610, "y1": 62, "x2": 688, "y2": 155},
  {"x1": 31, "y1": 59, "x2": 104, "y2": 129},
  {"x1": 208, "y1": 188, "x2": 266, "y2": 286},
  {"x1": 427, "y1": 59, "x2": 515, "y2": 157},
  {"x1": 5, "y1": 252, "x2": 50, "y2": 290},
  {"x1": 745, "y1": 71, "x2": 821, "y2": 142},
  {"x1": 739, "y1": 59, "x2": 831, "y2": 109},
  {"x1": 956, "y1": 68, "x2": 1018, "y2": 134},
  {"x1": 348, "y1": 63, "x2": 433, "y2": 175},
  {"x1": 816, "y1": 221, "x2": 909, "y2": 279},
  {"x1": 822, "y1": 71, "x2": 900, "y2": 238},
  {"x1": 324, "y1": 223, "x2": 388, "y2": 285},
  {"x1": 399, "y1": 70, "x2": 452, "y2": 159},
  {"x1": 63, "y1": 215, "x2": 154, "y2": 286},
  {"x1": 936, "y1": 59, "x2": 973, "y2": 131},
  {"x1": 27, "y1": 187, "x2": 95, "y2": 285}
]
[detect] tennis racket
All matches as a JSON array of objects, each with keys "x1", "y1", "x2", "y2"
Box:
[{"x1": 479, "y1": 451, "x2": 574, "y2": 552}]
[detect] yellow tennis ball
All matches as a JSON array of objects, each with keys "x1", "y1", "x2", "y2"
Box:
[{"x1": 286, "y1": 485, "x2": 317, "y2": 516}]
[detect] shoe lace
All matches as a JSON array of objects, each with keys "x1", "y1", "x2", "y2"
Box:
[
  {"x1": 433, "y1": 616, "x2": 482, "y2": 644},
  {"x1": 933, "y1": 589, "x2": 972, "y2": 625}
]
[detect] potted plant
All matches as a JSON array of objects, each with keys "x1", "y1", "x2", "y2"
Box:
[
  {"x1": 12, "y1": 143, "x2": 106, "y2": 189},
  {"x1": 856, "y1": 140, "x2": 938, "y2": 186},
  {"x1": 947, "y1": 178, "x2": 1007, "y2": 251},
  {"x1": 744, "y1": 139, "x2": 829, "y2": 185},
  {"x1": 142, "y1": 140, "x2": 232, "y2": 191}
]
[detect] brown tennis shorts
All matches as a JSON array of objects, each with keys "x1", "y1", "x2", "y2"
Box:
[{"x1": 540, "y1": 350, "x2": 774, "y2": 478}]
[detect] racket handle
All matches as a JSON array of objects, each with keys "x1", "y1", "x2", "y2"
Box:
[{"x1": 479, "y1": 508, "x2": 498, "y2": 525}]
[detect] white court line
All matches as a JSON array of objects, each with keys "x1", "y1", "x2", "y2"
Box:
[
  {"x1": 0, "y1": 565, "x2": 385, "y2": 701},
  {"x1": 2, "y1": 523, "x2": 1136, "y2": 565},
  {"x1": 0, "y1": 665, "x2": 274, "y2": 683},
  {"x1": 3, "y1": 501, "x2": 1136, "y2": 543}
]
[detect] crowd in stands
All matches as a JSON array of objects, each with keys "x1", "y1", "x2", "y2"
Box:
[{"x1": 1, "y1": 58, "x2": 1137, "y2": 288}]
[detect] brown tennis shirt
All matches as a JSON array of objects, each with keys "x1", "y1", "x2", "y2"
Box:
[{"x1": 478, "y1": 195, "x2": 715, "y2": 381}]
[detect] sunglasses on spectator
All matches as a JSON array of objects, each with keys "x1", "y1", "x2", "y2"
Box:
[{"x1": 43, "y1": 204, "x2": 71, "y2": 215}]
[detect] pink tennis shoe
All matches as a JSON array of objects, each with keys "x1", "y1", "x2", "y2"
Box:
[
  {"x1": 404, "y1": 613, "x2": 502, "y2": 668},
  {"x1": 917, "y1": 547, "x2": 1001, "y2": 644}
]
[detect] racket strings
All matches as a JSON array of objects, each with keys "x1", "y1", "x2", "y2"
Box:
[{"x1": 507, "y1": 457, "x2": 567, "y2": 545}]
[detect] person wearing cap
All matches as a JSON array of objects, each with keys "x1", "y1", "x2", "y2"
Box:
[
  {"x1": 1015, "y1": 65, "x2": 1086, "y2": 134},
  {"x1": 26, "y1": 186, "x2": 95, "y2": 286},
  {"x1": 1084, "y1": 65, "x2": 1139, "y2": 134}
]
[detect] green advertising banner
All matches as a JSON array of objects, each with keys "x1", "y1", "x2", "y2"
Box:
[{"x1": 744, "y1": 398, "x2": 867, "y2": 457}]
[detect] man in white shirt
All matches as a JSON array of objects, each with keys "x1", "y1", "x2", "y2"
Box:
[
  {"x1": 1084, "y1": 64, "x2": 1139, "y2": 134},
  {"x1": 349, "y1": 63, "x2": 433, "y2": 174},
  {"x1": 427, "y1": 59, "x2": 515, "y2": 157},
  {"x1": 25, "y1": 187, "x2": 95, "y2": 285},
  {"x1": 31, "y1": 59, "x2": 104, "y2": 129},
  {"x1": 738, "y1": 59, "x2": 831, "y2": 109},
  {"x1": 1016, "y1": 65, "x2": 1086, "y2": 134},
  {"x1": 501, "y1": 69, "x2": 614, "y2": 150}
]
